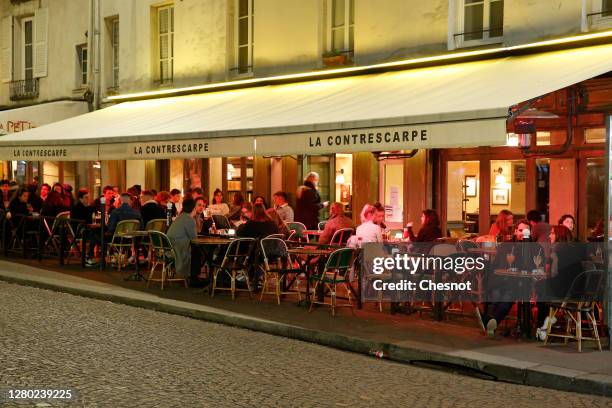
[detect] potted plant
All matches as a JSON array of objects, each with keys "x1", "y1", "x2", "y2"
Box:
[{"x1": 322, "y1": 50, "x2": 348, "y2": 67}]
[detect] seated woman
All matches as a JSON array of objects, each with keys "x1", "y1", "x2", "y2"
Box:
[
  {"x1": 489, "y1": 209, "x2": 514, "y2": 241},
  {"x1": 9, "y1": 187, "x2": 31, "y2": 225},
  {"x1": 227, "y1": 192, "x2": 245, "y2": 221},
  {"x1": 354, "y1": 204, "x2": 383, "y2": 244},
  {"x1": 166, "y1": 198, "x2": 198, "y2": 285},
  {"x1": 266, "y1": 207, "x2": 290, "y2": 238},
  {"x1": 209, "y1": 188, "x2": 230, "y2": 216},
  {"x1": 236, "y1": 203, "x2": 278, "y2": 238},
  {"x1": 558, "y1": 214, "x2": 576, "y2": 241},
  {"x1": 406, "y1": 209, "x2": 442, "y2": 253},
  {"x1": 535, "y1": 225, "x2": 586, "y2": 340}
]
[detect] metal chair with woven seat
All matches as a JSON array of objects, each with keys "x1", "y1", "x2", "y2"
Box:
[
  {"x1": 329, "y1": 227, "x2": 354, "y2": 246},
  {"x1": 309, "y1": 247, "x2": 356, "y2": 316},
  {"x1": 146, "y1": 231, "x2": 188, "y2": 290},
  {"x1": 317, "y1": 221, "x2": 327, "y2": 231},
  {"x1": 146, "y1": 218, "x2": 168, "y2": 233},
  {"x1": 544, "y1": 269, "x2": 604, "y2": 352},
  {"x1": 212, "y1": 214, "x2": 233, "y2": 230},
  {"x1": 44, "y1": 211, "x2": 71, "y2": 257},
  {"x1": 258, "y1": 237, "x2": 302, "y2": 304},
  {"x1": 106, "y1": 219, "x2": 141, "y2": 274},
  {"x1": 286, "y1": 221, "x2": 308, "y2": 242},
  {"x1": 211, "y1": 238, "x2": 257, "y2": 300}
]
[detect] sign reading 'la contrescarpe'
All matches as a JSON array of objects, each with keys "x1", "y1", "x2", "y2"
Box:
[
  {"x1": 256, "y1": 120, "x2": 507, "y2": 155},
  {"x1": 0, "y1": 144, "x2": 99, "y2": 161}
]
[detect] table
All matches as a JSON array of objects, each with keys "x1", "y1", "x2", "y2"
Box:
[
  {"x1": 191, "y1": 236, "x2": 234, "y2": 246},
  {"x1": 493, "y1": 268, "x2": 547, "y2": 338},
  {"x1": 304, "y1": 230, "x2": 323, "y2": 242},
  {"x1": 288, "y1": 246, "x2": 341, "y2": 307},
  {"x1": 123, "y1": 231, "x2": 150, "y2": 281}
]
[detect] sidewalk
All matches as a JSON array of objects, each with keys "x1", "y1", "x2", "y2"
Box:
[{"x1": 0, "y1": 258, "x2": 611, "y2": 397}]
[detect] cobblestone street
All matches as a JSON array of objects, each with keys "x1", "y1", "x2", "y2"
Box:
[{"x1": 0, "y1": 281, "x2": 611, "y2": 408}]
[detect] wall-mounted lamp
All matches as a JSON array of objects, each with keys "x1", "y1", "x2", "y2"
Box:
[{"x1": 335, "y1": 168, "x2": 345, "y2": 184}]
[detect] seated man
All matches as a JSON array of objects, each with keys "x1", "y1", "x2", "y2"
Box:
[
  {"x1": 272, "y1": 191, "x2": 294, "y2": 223},
  {"x1": 140, "y1": 190, "x2": 165, "y2": 227},
  {"x1": 318, "y1": 202, "x2": 354, "y2": 244},
  {"x1": 107, "y1": 193, "x2": 143, "y2": 234}
]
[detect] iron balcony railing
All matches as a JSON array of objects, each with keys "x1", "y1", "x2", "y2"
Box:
[{"x1": 9, "y1": 78, "x2": 39, "y2": 101}]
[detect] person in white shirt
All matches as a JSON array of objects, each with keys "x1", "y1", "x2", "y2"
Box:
[
  {"x1": 272, "y1": 191, "x2": 294, "y2": 222},
  {"x1": 355, "y1": 204, "x2": 383, "y2": 244},
  {"x1": 208, "y1": 188, "x2": 230, "y2": 216}
]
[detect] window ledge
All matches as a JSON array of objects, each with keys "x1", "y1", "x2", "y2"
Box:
[
  {"x1": 71, "y1": 87, "x2": 87, "y2": 95},
  {"x1": 454, "y1": 38, "x2": 504, "y2": 50}
]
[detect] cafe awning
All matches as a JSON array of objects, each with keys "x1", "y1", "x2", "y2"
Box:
[
  {"x1": 0, "y1": 100, "x2": 87, "y2": 136},
  {"x1": 2, "y1": 43, "x2": 612, "y2": 160}
]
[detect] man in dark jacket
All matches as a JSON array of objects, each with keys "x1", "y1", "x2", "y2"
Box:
[
  {"x1": 107, "y1": 193, "x2": 143, "y2": 234},
  {"x1": 71, "y1": 190, "x2": 93, "y2": 222},
  {"x1": 92, "y1": 185, "x2": 116, "y2": 214},
  {"x1": 295, "y1": 172, "x2": 328, "y2": 230},
  {"x1": 140, "y1": 190, "x2": 165, "y2": 227}
]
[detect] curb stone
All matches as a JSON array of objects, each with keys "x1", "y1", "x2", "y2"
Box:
[{"x1": 1, "y1": 272, "x2": 611, "y2": 398}]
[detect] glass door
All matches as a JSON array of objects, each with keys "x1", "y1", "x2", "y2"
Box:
[{"x1": 379, "y1": 159, "x2": 404, "y2": 229}]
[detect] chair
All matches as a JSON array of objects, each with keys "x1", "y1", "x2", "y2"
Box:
[
  {"x1": 106, "y1": 219, "x2": 141, "y2": 274},
  {"x1": 146, "y1": 231, "x2": 188, "y2": 290},
  {"x1": 309, "y1": 247, "x2": 356, "y2": 316},
  {"x1": 211, "y1": 238, "x2": 257, "y2": 300},
  {"x1": 258, "y1": 237, "x2": 302, "y2": 304},
  {"x1": 44, "y1": 211, "x2": 71, "y2": 256},
  {"x1": 265, "y1": 233, "x2": 284, "y2": 239},
  {"x1": 212, "y1": 214, "x2": 232, "y2": 230},
  {"x1": 146, "y1": 218, "x2": 168, "y2": 233},
  {"x1": 317, "y1": 221, "x2": 327, "y2": 231},
  {"x1": 456, "y1": 239, "x2": 478, "y2": 252},
  {"x1": 544, "y1": 269, "x2": 603, "y2": 352},
  {"x1": 286, "y1": 221, "x2": 308, "y2": 242},
  {"x1": 329, "y1": 227, "x2": 354, "y2": 246}
]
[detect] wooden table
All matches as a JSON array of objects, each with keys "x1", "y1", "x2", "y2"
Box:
[{"x1": 191, "y1": 236, "x2": 234, "y2": 246}]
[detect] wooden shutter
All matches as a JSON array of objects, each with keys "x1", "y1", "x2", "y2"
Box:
[
  {"x1": 33, "y1": 7, "x2": 48, "y2": 78},
  {"x1": 0, "y1": 16, "x2": 12, "y2": 83}
]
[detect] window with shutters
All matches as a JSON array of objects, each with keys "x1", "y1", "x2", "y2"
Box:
[
  {"x1": 325, "y1": 0, "x2": 354, "y2": 56},
  {"x1": 157, "y1": 5, "x2": 174, "y2": 84},
  {"x1": 453, "y1": 0, "x2": 503, "y2": 48},
  {"x1": 234, "y1": 0, "x2": 253, "y2": 75},
  {"x1": 586, "y1": 0, "x2": 612, "y2": 29},
  {"x1": 22, "y1": 17, "x2": 33, "y2": 82}
]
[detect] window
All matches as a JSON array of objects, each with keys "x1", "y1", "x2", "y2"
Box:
[
  {"x1": 77, "y1": 44, "x2": 87, "y2": 86},
  {"x1": 22, "y1": 17, "x2": 33, "y2": 81},
  {"x1": 157, "y1": 5, "x2": 174, "y2": 84},
  {"x1": 587, "y1": 0, "x2": 612, "y2": 29},
  {"x1": 111, "y1": 18, "x2": 119, "y2": 87},
  {"x1": 456, "y1": 0, "x2": 503, "y2": 46},
  {"x1": 235, "y1": 0, "x2": 254, "y2": 75},
  {"x1": 327, "y1": 0, "x2": 354, "y2": 53}
]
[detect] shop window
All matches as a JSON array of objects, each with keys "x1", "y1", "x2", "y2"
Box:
[
  {"x1": 586, "y1": 157, "x2": 605, "y2": 236},
  {"x1": 585, "y1": 128, "x2": 606, "y2": 144},
  {"x1": 235, "y1": 0, "x2": 254, "y2": 75},
  {"x1": 325, "y1": 0, "x2": 354, "y2": 57},
  {"x1": 156, "y1": 5, "x2": 174, "y2": 84},
  {"x1": 446, "y1": 161, "x2": 480, "y2": 234},
  {"x1": 379, "y1": 159, "x2": 404, "y2": 229},
  {"x1": 63, "y1": 162, "x2": 77, "y2": 189},
  {"x1": 226, "y1": 157, "x2": 253, "y2": 201},
  {"x1": 454, "y1": 0, "x2": 503, "y2": 48},
  {"x1": 490, "y1": 160, "x2": 526, "y2": 221},
  {"x1": 335, "y1": 153, "x2": 352, "y2": 215},
  {"x1": 537, "y1": 158, "x2": 576, "y2": 225},
  {"x1": 43, "y1": 161, "x2": 60, "y2": 185}
]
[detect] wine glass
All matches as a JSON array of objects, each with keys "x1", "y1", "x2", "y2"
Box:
[
  {"x1": 506, "y1": 250, "x2": 516, "y2": 272},
  {"x1": 533, "y1": 249, "x2": 543, "y2": 274}
]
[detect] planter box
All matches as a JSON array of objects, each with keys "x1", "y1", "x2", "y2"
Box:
[{"x1": 322, "y1": 55, "x2": 349, "y2": 67}]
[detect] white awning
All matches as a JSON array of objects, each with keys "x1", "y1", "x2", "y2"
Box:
[
  {"x1": 0, "y1": 100, "x2": 87, "y2": 135},
  {"x1": 2, "y1": 43, "x2": 612, "y2": 160}
]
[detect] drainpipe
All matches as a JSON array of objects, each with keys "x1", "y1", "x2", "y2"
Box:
[
  {"x1": 86, "y1": 0, "x2": 94, "y2": 111},
  {"x1": 93, "y1": 0, "x2": 101, "y2": 111}
]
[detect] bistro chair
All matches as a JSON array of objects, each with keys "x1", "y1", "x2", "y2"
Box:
[
  {"x1": 106, "y1": 219, "x2": 141, "y2": 274},
  {"x1": 211, "y1": 238, "x2": 257, "y2": 300},
  {"x1": 146, "y1": 231, "x2": 188, "y2": 290},
  {"x1": 329, "y1": 227, "x2": 354, "y2": 246},
  {"x1": 544, "y1": 269, "x2": 604, "y2": 352},
  {"x1": 146, "y1": 218, "x2": 168, "y2": 233},
  {"x1": 362, "y1": 243, "x2": 393, "y2": 312},
  {"x1": 258, "y1": 237, "x2": 302, "y2": 304},
  {"x1": 309, "y1": 247, "x2": 356, "y2": 316},
  {"x1": 317, "y1": 221, "x2": 327, "y2": 231},
  {"x1": 44, "y1": 211, "x2": 71, "y2": 257},
  {"x1": 286, "y1": 221, "x2": 308, "y2": 242},
  {"x1": 265, "y1": 233, "x2": 284, "y2": 239},
  {"x1": 212, "y1": 214, "x2": 233, "y2": 231}
]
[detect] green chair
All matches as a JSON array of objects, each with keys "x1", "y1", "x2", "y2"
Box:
[
  {"x1": 146, "y1": 231, "x2": 188, "y2": 290},
  {"x1": 309, "y1": 247, "x2": 356, "y2": 316},
  {"x1": 106, "y1": 219, "x2": 141, "y2": 274},
  {"x1": 286, "y1": 221, "x2": 308, "y2": 242},
  {"x1": 146, "y1": 218, "x2": 168, "y2": 233}
]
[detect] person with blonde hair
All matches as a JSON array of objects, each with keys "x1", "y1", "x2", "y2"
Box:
[
  {"x1": 295, "y1": 172, "x2": 328, "y2": 230},
  {"x1": 355, "y1": 204, "x2": 383, "y2": 243}
]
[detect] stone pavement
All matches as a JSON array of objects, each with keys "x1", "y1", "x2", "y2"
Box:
[
  {"x1": 0, "y1": 259, "x2": 612, "y2": 398},
  {"x1": 1, "y1": 282, "x2": 612, "y2": 407}
]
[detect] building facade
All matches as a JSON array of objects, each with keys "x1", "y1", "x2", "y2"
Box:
[{"x1": 1, "y1": 0, "x2": 611, "y2": 237}]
